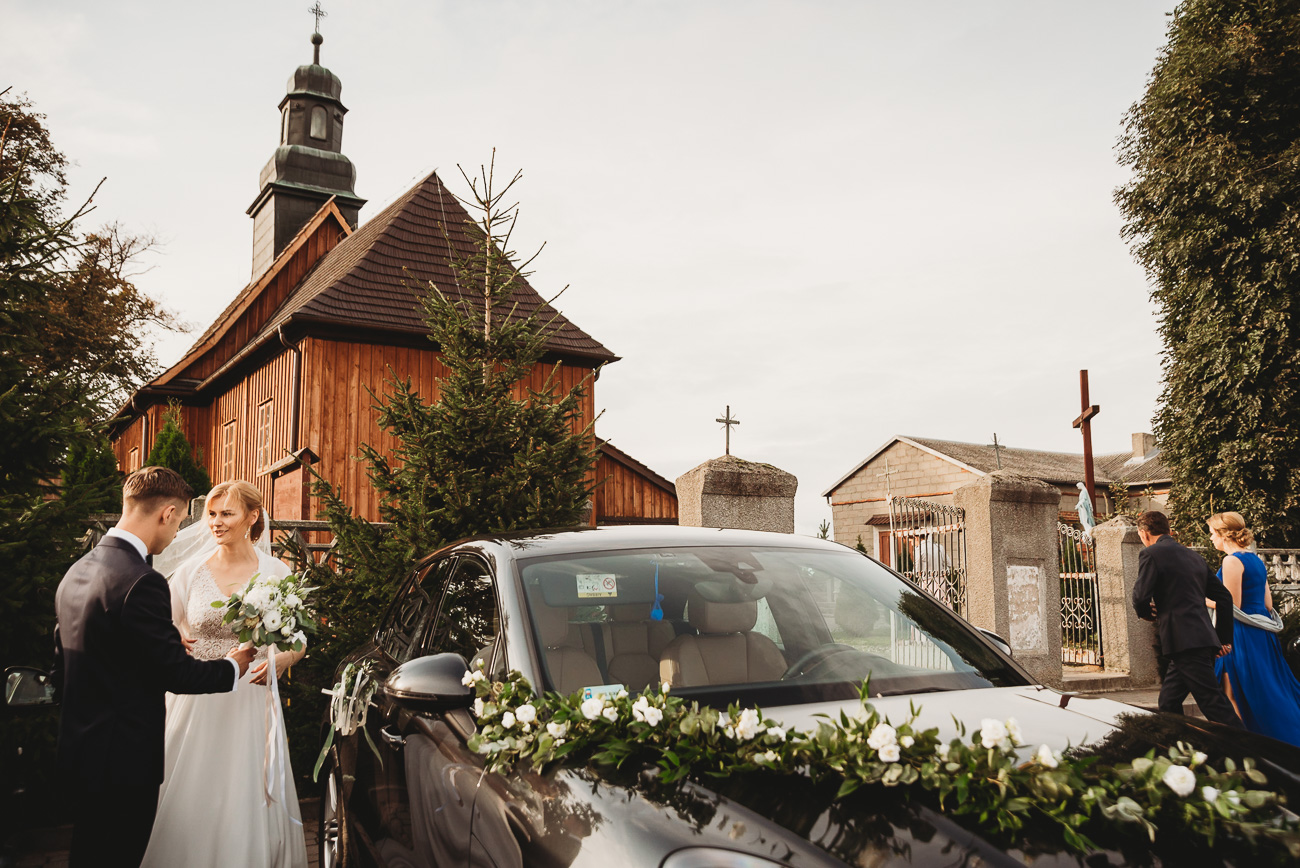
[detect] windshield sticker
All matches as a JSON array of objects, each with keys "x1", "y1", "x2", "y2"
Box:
[
  {"x1": 581, "y1": 684, "x2": 625, "y2": 701},
  {"x1": 576, "y1": 573, "x2": 618, "y2": 598}
]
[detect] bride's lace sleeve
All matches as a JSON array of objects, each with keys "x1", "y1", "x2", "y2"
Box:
[{"x1": 168, "y1": 558, "x2": 198, "y2": 639}]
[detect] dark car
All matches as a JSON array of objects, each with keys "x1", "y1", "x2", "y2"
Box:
[{"x1": 317, "y1": 526, "x2": 1300, "y2": 868}]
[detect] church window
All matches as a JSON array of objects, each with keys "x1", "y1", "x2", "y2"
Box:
[
  {"x1": 309, "y1": 106, "x2": 327, "y2": 141},
  {"x1": 221, "y1": 420, "x2": 237, "y2": 482},
  {"x1": 255, "y1": 400, "x2": 274, "y2": 473},
  {"x1": 128, "y1": 447, "x2": 140, "y2": 472},
  {"x1": 281, "y1": 106, "x2": 290, "y2": 144}
]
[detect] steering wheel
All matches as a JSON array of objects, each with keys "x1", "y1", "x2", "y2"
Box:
[{"x1": 780, "y1": 643, "x2": 858, "y2": 680}]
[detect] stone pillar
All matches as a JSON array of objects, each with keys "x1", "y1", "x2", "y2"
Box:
[
  {"x1": 675, "y1": 455, "x2": 796, "y2": 533},
  {"x1": 1092, "y1": 516, "x2": 1160, "y2": 687},
  {"x1": 955, "y1": 471, "x2": 1063, "y2": 688}
]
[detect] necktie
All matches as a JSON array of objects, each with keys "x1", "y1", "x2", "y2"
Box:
[{"x1": 146, "y1": 554, "x2": 154, "y2": 567}]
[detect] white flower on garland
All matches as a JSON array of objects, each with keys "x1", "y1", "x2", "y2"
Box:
[
  {"x1": 473, "y1": 697, "x2": 485, "y2": 717},
  {"x1": 1036, "y1": 744, "x2": 1059, "y2": 769},
  {"x1": 867, "y1": 723, "x2": 897, "y2": 750},
  {"x1": 900, "y1": 735, "x2": 914, "y2": 749},
  {"x1": 756, "y1": 750, "x2": 779, "y2": 764},
  {"x1": 462, "y1": 668, "x2": 485, "y2": 687},
  {"x1": 632, "y1": 696, "x2": 663, "y2": 726},
  {"x1": 979, "y1": 718, "x2": 1007, "y2": 749},
  {"x1": 581, "y1": 697, "x2": 604, "y2": 720},
  {"x1": 1226, "y1": 790, "x2": 1242, "y2": 806},
  {"x1": 936, "y1": 742, "x2": 950, "y2": 760},
  {"x1": 1192, "y1": 751, "x2": 1208, "y2": 768},
  {"x1": 1162, "y1": 764, "x2": 1197, "y2": 797},
  {"x1": 879, "y1": 743, "x2": 901, "y2": 763},
  {"x1": 1203, "y1": 786, "x2": 1220, "y2": 802},
  {"x1": 502, "y1": 711, "x2": 517, "y2": 729},
  {"x1": 516, "y1": 704, "x2": 537, "y2": 725},
  {"x1": 602, "y1": 706, "x2": 619, "y2": 723},
  {"x1": 547, "y1": 721, "x2": 568, "y2": 739},
  {"x1": 1005, "y1": 718, "x2": 1023, "y2": 746},
  {"x1": 735, "y1": 709, "x2": 763, "y2": 740},
  {"x1": 767, "y1": 726, "x2": 786, "y2": 743}
]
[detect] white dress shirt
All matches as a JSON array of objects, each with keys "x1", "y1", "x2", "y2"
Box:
[{"x1": 106, "y1": 527, "x2": 240, "y2": 690}]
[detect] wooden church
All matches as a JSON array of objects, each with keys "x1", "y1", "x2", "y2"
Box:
[{"x1": 107, "y1": 30, "x2": 677, "y2": 528}]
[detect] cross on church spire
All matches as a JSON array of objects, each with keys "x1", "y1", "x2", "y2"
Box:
[
  {"x1": 716, "y1": 405, "x2": 739, "y2": 455},
  {"x1": 309, "y1": 2, "x2": 327, "y2": 33}
]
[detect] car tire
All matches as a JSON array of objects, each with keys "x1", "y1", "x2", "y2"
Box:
[{"x1": 319, "y1": 756, "x2": 351, "y2": 868}]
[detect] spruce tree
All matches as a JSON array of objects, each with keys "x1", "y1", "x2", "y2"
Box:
[
  {"x1": 63, "y1": 435, "x2": 121, "y2": 512},
  {"x1": 145, "y1": 404, "x2": 211, "y2": 496},
  {"x1": 1116, "y1": 0, "x2": 1300, "y2": 545}
]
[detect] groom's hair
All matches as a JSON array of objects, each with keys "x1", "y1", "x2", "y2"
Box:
[
  {"x1": 1137, "y1": 510, "x2": 1170, "y2": 537},
  {"x1": 123, "y1": 466, "x2": 193, "y2": 514}
]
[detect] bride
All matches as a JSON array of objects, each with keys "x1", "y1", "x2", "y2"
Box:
[{"x1": 142, "y1": 480, "x2": 309, "y2": 868}]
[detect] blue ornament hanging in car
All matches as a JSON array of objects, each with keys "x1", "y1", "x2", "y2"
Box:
[{"x1": 651, "y1": 561, "x2": 664, "y2": 621}]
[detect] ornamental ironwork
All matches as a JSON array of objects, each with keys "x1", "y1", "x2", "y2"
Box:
[{"x1": 1058, "y1": 522, "x2": 1103, "y2": 667}]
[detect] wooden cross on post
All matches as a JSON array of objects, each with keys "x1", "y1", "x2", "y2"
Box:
[
  {"x1": 716, "y1": 405, "x2": 739, "y2": 456},
  {"x1": 1072, "y1": 370, "x2": 1101, "y2": 511}
]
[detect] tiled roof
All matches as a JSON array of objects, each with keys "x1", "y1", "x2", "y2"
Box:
[
  {"x1": 908, "y1": 437, "x2": 1171, "y2": 486},
  {"x1": 254, "y1": 170, "x2": 617, "y2": 363}
]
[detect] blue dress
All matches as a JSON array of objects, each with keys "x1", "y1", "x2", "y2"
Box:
[{"x1": 1214, "y1": 552, "x2": 1300, "y2": 746}]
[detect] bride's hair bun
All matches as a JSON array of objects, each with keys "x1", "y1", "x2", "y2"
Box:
[
  {"x1": 206, "y1": 480, "x2": 266, "y2": 542},
  {"x1": 1207, "y1": 511, "x2": 1254, "y2": 548}
]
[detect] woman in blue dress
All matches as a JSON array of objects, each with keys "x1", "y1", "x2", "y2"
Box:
[{"x1": 1208, "y1": 511, "x2": 1300, "y2": 746}]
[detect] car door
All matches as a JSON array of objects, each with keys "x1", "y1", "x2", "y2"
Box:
[{"x1": 350, "y1": 556, "x2": 453, "y2": 866}]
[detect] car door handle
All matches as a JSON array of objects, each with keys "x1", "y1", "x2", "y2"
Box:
[{"x1": 380, "y1": 724, "x2": 405, "y2": 747}]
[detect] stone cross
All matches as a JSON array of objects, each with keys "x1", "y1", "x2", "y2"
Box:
[
  {"x1": 716, "y1": 405, "x2": 739, "y2": 455},
  {"x1": 1072, "y1": 370, "x2": 1101, "y2": 510},
  {"x1": 309, "y1": 1, "x2": 327, "y2": 32}
]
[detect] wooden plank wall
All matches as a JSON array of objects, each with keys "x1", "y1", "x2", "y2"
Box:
[
  {"x1": 206, "y1": 349, "x2": 298, "y2": 508},
  {"x1": 592, "y1": 453, "x2": 679, "y2": 524},
  {"x1": 298, "y1": 337, "x2": 598, "y2": 523}
]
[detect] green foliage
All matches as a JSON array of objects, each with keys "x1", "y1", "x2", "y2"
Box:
[
  {"x1": 1116, "y1": 1, "x2": 1300, "y2": 546},
  {"x1": 282, "y1": 160, "x2": 598, "y2": 784},
  {"x1": 468, "y1": 670, "x2": 1300, "y2": 859},
  {"x1": 854, "y1": 534, "x2": 868, "y2": 554},
  {"x1": 62, "y1": 435, "x2": 121, "y2": 512},
  {"x1": 145, "y1": 404, "x2": 211, "y2": 495},
  {"x1": 817, "y1": 519, "x2": 831, "y2": 539}
]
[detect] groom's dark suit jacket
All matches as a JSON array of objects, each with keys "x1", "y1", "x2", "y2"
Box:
[
  {"x1": 52, "y1": 536, "x2": 236, "y2": 789},
  {"x1": 1131, "y1": 534, "x2": 1234, "y2": 654}
]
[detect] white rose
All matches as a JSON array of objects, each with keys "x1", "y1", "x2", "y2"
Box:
[
  {"x1": 580, "y1": 698, "x2": 604, "y2": 720},
  {"x1": 642, "y1": 705, "x2": 663, "y2": 727},
  {"x1": 1192, "y1": 751, "x2": 1208, "y2": 768},
  {"x1": 502, "y1": 711, "x2": 516, "y2": 729},
  {"x1": 602, "y1": 706, "x2": 619, "y2": 722},
  {"x1": 979, "y1": 718, "x2": 1007, "y2": 749},
  {"x1": 1005, "y1": 718, "x2": 1023, "y2": 746},
  {"x1": 462, "y1": 670, "x2": 477, "y2": 687},
  {"x1": 1202, "y1": 786, "x2": 1220, "y2": 803},
  {"x1": 1036, "y1": 744, "x2": 1059, "y2": 769},
  {"x1": 899, "y1": 735, "x2": 914, "y2": 749},
  {"x1": 735, "y1": 709, "x2": 762, "y2": 740},
  {"x1": 867, "y1": 723, "x2": 897, "y2": 751},
  {"x1": 878, "y1": 743, "x2": 901, "y2": 763},
  {"x1": 767, "y1": 726, "x2": 786, "y2": 743},
  {"x1": 262, "y1": 610, "x2": 283, "y2": 632},
  {"x1": 515, "y1": 704, "x2": 537, "y2": 725},
  {"x1": 285, "y1": 594, "x2": 302, "y2": 609},
  {"x1": 1162, "y1": 764, "x2": 1196, "y2": 797},
  {"x1": 547, "y1": 721, "x2": 568, "y2": 739},
  {"x1": 473, "y1": 698, "x2": 485, "y2": 718},
  {"x1": 631, "y1": 696, "x2": 651, "y2": 722}
]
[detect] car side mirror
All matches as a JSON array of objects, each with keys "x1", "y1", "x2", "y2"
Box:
[
  {"x1": 5, "y1": 667, "x2": 56, "y2": 708},
  {"x1": 382, "y1": 653, "x2": 474, "y2": 713},
  {"x1": 979, "y1": 630, "x2": 1012, "y2": 657}
]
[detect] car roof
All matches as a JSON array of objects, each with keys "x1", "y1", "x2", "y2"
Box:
[{"x1": 463, "y1": 525, "x2": 849, "y2": 560}]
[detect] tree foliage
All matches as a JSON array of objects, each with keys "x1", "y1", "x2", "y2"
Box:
[
  {"x1": 145, "y1": 404, "x2": 212, "y2": 496},
  {"x1": 1116, "y1": 0, "x2": 1300, "y2": 545},
  {"x1": 281, "y1": 160, "x2": 598, "y2": 782}
]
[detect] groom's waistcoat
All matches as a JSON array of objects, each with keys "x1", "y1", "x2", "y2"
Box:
[{"x1": 54, "y1": 537, "x2": 234, "y2": 789}]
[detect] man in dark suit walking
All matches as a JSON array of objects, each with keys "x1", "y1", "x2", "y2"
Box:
[
  {"x1": 52, "y1": 467, "x2": 257, "y2": 868},
  {"x1": 1131, "y1": 510, "x2": 1242, "y2": 728}
]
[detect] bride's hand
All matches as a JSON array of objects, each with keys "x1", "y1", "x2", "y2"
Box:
[
  {"x1": 249, "y1": 651, "x2": 299, "y2": 685},
  {"x1": 181, "y1": 635, "x2": 196, "y2": 655}
]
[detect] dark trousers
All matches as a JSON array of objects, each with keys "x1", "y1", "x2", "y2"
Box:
[
  {"x1": 69, "y1": 782, "x2": 159, "y2": 868},
  {"x1": 1159, "y1": 647, "x2": 1243, "y2": 729}
]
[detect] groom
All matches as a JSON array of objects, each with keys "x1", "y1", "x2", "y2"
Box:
[{"x1": 52, "y1": 467, "x2": 257, "y2": 868}]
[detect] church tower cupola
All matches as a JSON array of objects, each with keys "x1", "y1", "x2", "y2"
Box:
[{"x1": 247, "y1": 21, "x2": 365, "y2": 278}]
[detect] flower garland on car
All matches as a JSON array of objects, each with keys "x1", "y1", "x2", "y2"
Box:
[
  {"x1": 464, "y1": 667, "x2": 1300, "y2": 857},
  {"x1": 312, "y1": 660, "x2": 383, "y2": 782}
]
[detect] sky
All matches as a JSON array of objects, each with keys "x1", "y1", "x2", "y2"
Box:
[{"x1": 3, "y1": 0, "x2": 1178, "y2": 535}]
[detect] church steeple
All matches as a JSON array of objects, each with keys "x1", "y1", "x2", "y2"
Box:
[{"x1": 247, "y1": 21, "x2": 365, "y2": 278}]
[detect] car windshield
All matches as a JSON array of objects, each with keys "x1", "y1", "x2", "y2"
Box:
[{"x1": 515, "y1": 544, "x2": 1026, "y2": 706}]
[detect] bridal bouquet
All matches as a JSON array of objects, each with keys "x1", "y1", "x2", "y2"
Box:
[{"x1": 211, "y1": 571, "x2": 318, "y2": 651}]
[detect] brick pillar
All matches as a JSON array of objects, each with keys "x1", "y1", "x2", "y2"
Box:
[
  {"x1": 955, "y1": 471, "x2": 1063, "y2": 688},
  {"x1": 675, "y1": 455, "x2": 796, "y2": 533},
  {"x1": 1092, "y1": 516, "x2": 1160, "y2": 687}
]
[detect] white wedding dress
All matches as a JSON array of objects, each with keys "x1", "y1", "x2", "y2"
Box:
[{"x1": 140, "y1": 549, "x2": 308, "y2": 868}]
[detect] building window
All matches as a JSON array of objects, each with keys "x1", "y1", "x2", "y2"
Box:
[
  {"x1": 128, "y1": 447, "x2": 140, "y2": 472},
  {"x1": 309, "y1": 105, "x2": 327, "y2": 140},
  {"x1": 281, "y1": 106, "x2": 290, "y2": 144},
  {"x1": 255, "y1": 400, "x2": 274, "y2": 473},
  {"x1": 221, "y1": 420, "x2": 237, "y2": 482}
]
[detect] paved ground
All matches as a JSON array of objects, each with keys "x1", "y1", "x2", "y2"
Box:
[
  {"x1": 4, "y1": 798, "x2": 320, "y2": 868},
  {"x1": 1, "y1": 683, "x2": 1203, "y2": 867}
]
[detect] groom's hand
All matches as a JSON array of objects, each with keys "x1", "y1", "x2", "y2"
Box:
[{"x1": 227, "y1": 645, "x2": 256, "y2": 676}]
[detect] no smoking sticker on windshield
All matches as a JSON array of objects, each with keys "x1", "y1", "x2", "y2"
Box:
[{"x1": 576, "y1": 573, "x2": 618, "y2": 598}]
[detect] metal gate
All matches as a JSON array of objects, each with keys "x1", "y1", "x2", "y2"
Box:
[
  {"x1": 1058, "y1": 522, "x2": 1103, "y2": 667},
  {"x1": 887, "y1": 496, "x2": 968, "y2": 616}
]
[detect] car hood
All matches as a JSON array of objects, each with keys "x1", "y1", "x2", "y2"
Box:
[{"x1": 766, "y1": 685, "x2": 1136, "y2": 753}]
